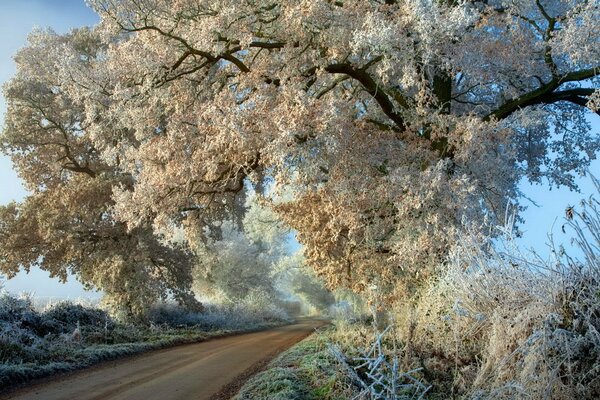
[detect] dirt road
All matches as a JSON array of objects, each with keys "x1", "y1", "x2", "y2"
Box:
[{"x1": 3, "y1": 320, "x2": 324, "y2": 400}]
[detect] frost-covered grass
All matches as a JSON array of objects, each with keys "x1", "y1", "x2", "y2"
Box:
[
  {"x1": 399, "y1": 219, "x2": 600, "y2": 398},
  {"x1": 234, "y1": 319, "x2": 424, "y2": 400},
  {"x1": 0, "y1": 297, "x2": 289, "y2": 391},
  {"x1": 234, "y1": 326, "x2": 352, "y2": 400}
]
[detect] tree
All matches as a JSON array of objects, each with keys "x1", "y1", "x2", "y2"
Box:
[
  {"x1": 193, "y1": 220, "x2": 280, "y2": 302},
  {"x1": 0, "y1": 28, "x2": 199, "y2": 317},
  {"x1": 2, "y1": 0, "x2": 599, "y2": 305},
  {"x1": 193, "y1": 194, "x2": 333, "y2": 312}
]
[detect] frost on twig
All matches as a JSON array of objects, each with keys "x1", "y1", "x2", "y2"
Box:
[{"x1": 329, "y1": 327, "x2": 430, "y2": 400}]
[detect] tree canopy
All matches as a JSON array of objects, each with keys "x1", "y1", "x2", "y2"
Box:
[{"x1": 1, "y1": 0, "x2": 599, "y2": 307}]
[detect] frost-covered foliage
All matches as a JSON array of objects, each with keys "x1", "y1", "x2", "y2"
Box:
[
  {"x1": 194, "y1": 220, "x2": 280, "y2": 302},
  {"x1": 43, "y1": 301, "x2": 113, "y2": 333},
  {"x1": 2, "y1": 0, "x2": 598, "y2": 307},
  {"x1": 0, "y1": 28, "x2": 199, "y2": 317},
  {"x1": 288, "y1": 266, "x2": 336, "y2": 314},
  {"x1": 148, "y1": 298, "x2": 289, "y2": 331},
  {"x1": 193, "y1": 194, "x2": 334, "y2": 313},
  {"x1": 0, "y1": 295, "x2": 115, "y2": 372}
]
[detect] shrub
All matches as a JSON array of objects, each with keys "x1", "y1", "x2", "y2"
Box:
[
  {"x1": 44, "y1": 301, "x2": 114, "y2": 332},
  {"x1": 43, "y1": 301, "x2": 114, "y2": 334},
  {"x1": 401, "y1": 176, "x2": 600, "y2": 398},
  {"x1": 147, "y1": 298, "x2": 289, "y2": 331},
  {"x1": 0, "y1": 293, "x2": 38, "y2": 325},
  {"x1": 147, "y1": 303, "x2": 207, "y2": 328}
]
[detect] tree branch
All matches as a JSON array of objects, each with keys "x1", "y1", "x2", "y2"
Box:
[
  {"x1": 486, "y1": 67, "x2": 600, "y2": 120},
  {"x1": 324, "y1": 62, "x2": 407, "y2": 130}
]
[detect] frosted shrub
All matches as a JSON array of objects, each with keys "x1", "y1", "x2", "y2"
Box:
[
  {"x1": 0, "y1": 325, "x2": 44, "y2": 364},
  {"x1": 406, "y1": 176, "x2": 600, "y2": 398},
  {"x1": 0, "y1": 294, "x2": 45, "y2": 363},
  {"x1": 147, "y1": 303, "x2": 206, "y2": 328},
  {"x1": 43, "y1": 301, "x2": 113, "y2": 333},
  {"x1": 0, "y1": 293, "x2": 37, "y2": 324},
  {"x1": 148, "y1": 297, "x2": 289, "y2": 331}
]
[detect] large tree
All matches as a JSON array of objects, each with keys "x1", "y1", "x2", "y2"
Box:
[
  {"x1": 0, "y1": 28, "x2": 198, "y2": 316},
  {"x1": 1, "y1": 0, "x2": 599, "y2": 304}
]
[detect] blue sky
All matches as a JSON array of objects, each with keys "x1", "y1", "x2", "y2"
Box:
[
  {"x1": 0, "y1": 0, "x2": 598, "y2": 298},
  {"x1": 0, "y1": 0, "x2": 99, "y2": 298},
  {"x1": 0, "y1": 0, "x2": 99, "y2": 206}
]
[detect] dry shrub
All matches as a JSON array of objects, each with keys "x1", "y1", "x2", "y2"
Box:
[
  {"x1": 401, "y1": 176, "x2": 600, "y2": 399},
  {"x1": 329, "y1": 325, "x2": 430, "y2": 399}
]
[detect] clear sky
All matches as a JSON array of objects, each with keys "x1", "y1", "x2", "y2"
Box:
[
  {"x1": 0, "y1": 0, "x2": 100, "y2": 298},
  {"x1": 0, "y1": 0, "x2": 598, "y2": 298}
]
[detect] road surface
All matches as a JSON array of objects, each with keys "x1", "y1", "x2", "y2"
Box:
[{"x1": 2, "y1": 320, "x2": 324, "y2": 400}]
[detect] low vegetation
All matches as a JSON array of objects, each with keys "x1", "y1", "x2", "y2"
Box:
[
  {"x1": 234, "y1": 327, "x2": 343, "y2": 400},
  {"x1": 397, "y1": 188, "x2": 600, "y2": 399}
]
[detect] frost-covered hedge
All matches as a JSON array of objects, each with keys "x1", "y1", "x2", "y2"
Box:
[
  {"x1": 43, "y1": 302, "x2": 113, "y2": 333},
  {"x1": 148, "y1": 297, "x2": 290, "y2": 330}
]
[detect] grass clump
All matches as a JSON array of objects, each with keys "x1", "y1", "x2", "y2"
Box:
[
  {"x1": 235, "y1": 325, "x2": 369, "y2": 400},
  {"x1": 235, "y1": 367, "x2": 313, "y2": 400}
]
